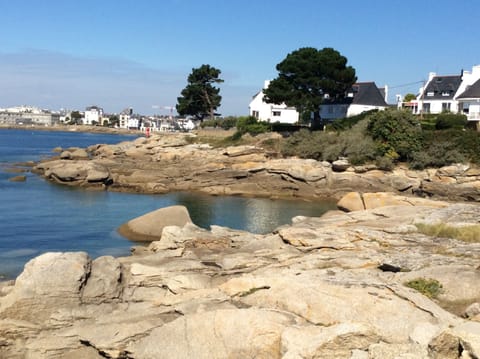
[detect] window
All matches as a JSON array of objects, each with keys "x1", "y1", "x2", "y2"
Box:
[
  {"x1": 442, "y1": 102, "x2": 451, "y2": 111},
  {"x1": 252, "y1": 110, "x2": 259, "y2": 118},
  {"x1": 272, "y1": 111, "x2": 281, "y2": 117},
  {"x1": 423, "y1": 103, "x2": 431, "y2": 113},
  {"x1": 427, "y1": 92, "x2": 434, "y2": 97},
  {"x1": 441, "y1": 91, "x2": 450, "y2": 97}
]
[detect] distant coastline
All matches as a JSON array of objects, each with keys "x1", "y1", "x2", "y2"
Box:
[{"x1": 0, "y1": 123, "x2": 143, "y2": 136}]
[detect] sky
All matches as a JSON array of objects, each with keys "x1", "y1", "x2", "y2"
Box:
[{"x1": 1, "y1": 0, "x2": 480, "y2": 116}]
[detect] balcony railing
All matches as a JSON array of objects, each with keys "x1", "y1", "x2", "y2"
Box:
[{"x1": 467, "y1": 112, "x2": 480, "y2": 121}]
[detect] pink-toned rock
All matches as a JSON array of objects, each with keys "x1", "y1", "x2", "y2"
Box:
[
  {"x1": 117, "y1": 205, "x2": 193, "y2": 242},
  {"x1": 337, "y1": 192, "x2": 365, "y2": 212}
]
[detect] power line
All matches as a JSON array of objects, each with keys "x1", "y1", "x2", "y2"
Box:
[{"x1": 389, "y1": 80, "x2": 424, "y2": 90}]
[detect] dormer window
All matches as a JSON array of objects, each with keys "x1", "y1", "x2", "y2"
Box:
[
  {"x1": 427, "y1": 91, "x2": 434, "y2": 97},
  {"x1": 441, "y1": 91, "x2": 450, "y2": 96}
]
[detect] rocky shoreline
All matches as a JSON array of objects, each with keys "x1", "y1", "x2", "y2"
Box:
[
  {"x1": 29, "y1": 132, "x2": 480, "y2": 202},
  {"x1": 1, "y1": 132, "x2": 480, "y2": 358}
]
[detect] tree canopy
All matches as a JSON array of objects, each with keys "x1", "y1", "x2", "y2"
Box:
[
  {"x1": 263, "y1": 47, "x2": 356, "y2": 127},
  {"x1": 176, "y1": 64, "x2": 223, "y2": 121},
  {"x1": 403, "y1": 93, "x2": 417, "y2": 102}
]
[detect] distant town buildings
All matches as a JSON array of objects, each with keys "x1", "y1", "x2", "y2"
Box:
[
  {"x1": 0, "y1": 106, "x2": 60, "y2": 126},
  {"x1": 0, "y1": 104, "x2": 196, "y2": 133}
]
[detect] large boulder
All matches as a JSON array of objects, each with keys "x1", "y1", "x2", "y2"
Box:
[
  {"x1": 35, "y1": 160, "x2": 110, "y2": 185},
  {"x1": 117, "y1": 205, "x2": 193, "y2": 242},
  {"x1": 0, "y1": 252, "x2": 91, "y2": 322}
]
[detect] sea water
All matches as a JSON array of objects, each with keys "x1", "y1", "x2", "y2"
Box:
[{"x1": 0, "y1": 129, "x2": 335, "y2": 279}]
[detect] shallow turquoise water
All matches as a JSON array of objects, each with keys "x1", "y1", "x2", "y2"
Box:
[{"x1": 0, "y1": 129, "x2": 335, "y2": 278}]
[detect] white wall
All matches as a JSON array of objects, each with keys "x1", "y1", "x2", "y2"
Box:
[
  {"x1": 346, "y1": 104, "x2": 384, "y2": 117},
  {"x1": 84, "y1": 109, "x2": 100, "y2": 125},
  {"x1": 249, "y1": 81, "x2": 299, "y2": 124}
]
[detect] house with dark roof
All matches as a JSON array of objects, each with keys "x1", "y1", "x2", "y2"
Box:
[
  {"x1": 413, "y1": 65, "x2": 480, "y2": 118},
  {"x1": 456, "y1": 78, "x2": 480, "y2": 130},
  {"x1": 457, "y1": 78, "x2": 480, "y2": 120},
  {"x1": 319, "y1": 82, "x2": 389, "y2": 121},
  {"x1": 417, "y1": 73, "x2": 462, "y2": 114}
]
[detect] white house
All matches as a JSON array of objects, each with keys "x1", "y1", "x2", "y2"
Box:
[
  {"x1": 118, "y1": 108, "x2": 133, "y2": 129},
  {"x1": 456, "y1": 78, "x2": 480, "y2": 130},
  {"x1": 249, "y1": 81, "x2": 299, "y2": 124},
  {"x1": 319, "y1": 82, "x2": 389, "y2": 121},
  {"x1": 415, "y1": 65, "x2": 480, "y2": 115},
  {"x1": 84, "y1": 106, "x2": 103, "y2": 125}
]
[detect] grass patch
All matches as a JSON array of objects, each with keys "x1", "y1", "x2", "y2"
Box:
[
  {"x1": 415, "y1": 223, "x2": 480, "y2": 243},
  {"x1": 404, "y1": 278, "x2": 443, "y2": 299}
]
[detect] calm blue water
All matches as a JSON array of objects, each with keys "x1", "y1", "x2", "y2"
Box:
[{"x1": 0, "y1": 129, "x2": 335, "y2": 279}]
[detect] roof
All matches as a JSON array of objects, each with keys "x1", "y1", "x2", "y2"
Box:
[
  {"x1": 422, "y1": 75, "x2": 461, "y2": 100},
  {"x1": 456, "y1": 78, "x2": 480, "y2": 99},
  {"x1": 323, "y1": 82, "x2": 388, "y2": 107},
  {"x1": 351, "y1": 82, "x2": 388, "y2": 106}
]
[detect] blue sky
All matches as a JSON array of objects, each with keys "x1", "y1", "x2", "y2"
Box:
[{"x1": 1, "y1": 0, "x2": 479, "y2": 116}]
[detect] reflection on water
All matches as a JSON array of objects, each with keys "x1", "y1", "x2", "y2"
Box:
[{"x1": 172, "y1": 192, "x2": 336, "y2": 234}]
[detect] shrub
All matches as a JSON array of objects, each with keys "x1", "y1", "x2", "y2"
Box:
[
  {"x1": 404, "y1": 278, "x2": 442, "y2": 298},
  {"x1": 419, "y1": 129, "x2": 480, "y2": 165},
  {"x1": 328, "y1": 109, "x2": 378, "y2": 131},
  {"x1": 235, "y1": 116, "x2": 270, "y2": 136},
  {"x1": 281, "y1": 129, "x2": 326, "y2": 160},
  {"x1": 375, "y1": 156, "x2": 395, "y2": 171},
  {"x1": 410, "y1": 141, "x2": 466, "y2": 170},
  {"x1": 340, "y1": 120, "x2": 377, "y2": 164},
  {"x1": 281, "y1": 119, "x2": 377, "y2": 164},
  {"x1": 200, "y1": 116, "x2": 238, "y2": 130},
  {"x1": 434, "y1": 113, "x2": 468, "y2": 130},
  {"x1": 366, "y1": 109, "x2": 422, "y2": 161}
]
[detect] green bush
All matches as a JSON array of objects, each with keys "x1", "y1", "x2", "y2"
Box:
[
  {"x1": 200, "y1": 116, "x2": 238, "y2": 130},
  {"x1": 420, "y1": 129, "x2": 480, "y2": 165},
  {"x1": 281, "y1": 129, "x2": 326, "y2": 160},
  {"x1": 235, "y1": 116, "x2": 270, "y2": 136},
  {"x1": 281, "y1": 119, "x2": 377, "y2": 164},
  {"x1": 327, "y1": 109, "x2": 379, "y2": 131},
  {"x1": 404, "y1": 278, "x2": 442, "y2": 299},
  {"x1": 219, "y1": 116, "x2": 238, "y2": 130},
  {"x1": 434, "y1": 113, "x2": 468, "y2": 130},
  {"x1": 366, "y1": 109, "x2": 422, "y2": 161},
  {"x1": 375, "y1": 156, "x2": 395, "y2": 171},
  {"x1": 410, "y1": 140, "x2": 466, "y2": 170}
]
